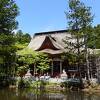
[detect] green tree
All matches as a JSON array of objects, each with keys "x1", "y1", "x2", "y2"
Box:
[
  {"x1": 0, "y1": 0, "x2": 19, "y2": 86},
  {"x1": 17, "y1": 48, "x2": 50, "y2": 76},
  {"x1": 15, "y1": 30, "x2": 23, "y2": 43},
  {"x1": 17, "y1": 48, "x2": 37, "y2": 76},
  {"x1": 65, "y1": 0, "x2": 93, "y2": 80},
  {"x1": 15, "y1": 30, "x2": 31, "y2": 50},
  {"x1": 15, "y1": 30, "x2": 31, "y2": 44},
  {"x1": 93, "y1": 25, "x2": 100, "y2": 49},
  {"x1": 36, "y1": 53, "x2": 50, "y2": 75},
  {"x1": 85, "y1": 25, "x2": 100, "y2": 49},
  {"x1": 22, "y1": 33, "x2": 31, "y2": 43}
]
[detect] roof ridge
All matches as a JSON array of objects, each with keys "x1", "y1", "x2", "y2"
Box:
[{"x1": 34, "y1": 29, "x2": 68, "y2": 36}]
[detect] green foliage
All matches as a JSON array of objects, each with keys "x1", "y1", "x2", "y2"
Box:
[
  {"x1": 18, "y1": 79, "x2": 47, "y2": 89},
  {"x1": 16, "y1": 48, "x2": 36, "y2": 76},
  {"x1": 87, "y1": 25, "x2": 100, "y2": 49},
  {"x1": 67, "y1": 0, "x2": 93, "y2": 30},
  {"x1": 0, "y1": 0, "x2": 19, "y2": 86},
  {"x1": 17, "y1": 65, "x2": 29, "y2": 77},
  {"x1": 17, "y1": 48, "x2": 37, "y2": 56},
  {"x1": 65, "y1": 0, "x2": 93, "y2": 81},
  {"x1": 65, "y1": 0, "x2": 93, "y2": 51},
  {"x1": 78, "y1": 24, "x2": 100, "y2": 50},
  {"x1": 0, "y1": 0, "x2": 19, "y2": 33},
  {"x1": 15, "y1": 42, "x2": 28, "y2": 50},
  {"x1": 17, "y1": 48, "x2": 37, "y2": 65},
  {"x1": 36, "y1": 53, "x2": 50, "y2": 74},
  {"x1": 15, "y1": 30, "x2": 31, "y2": 44},
  {"x1": 17, "y1": 77, "x2": 30, "y2": 88},
  {"x1": 63, "y1": 53, "x2": 77, "y2": 64},
  {"x1": 17, "y1": 48, "x2": 50, "y2": 76},
  {"x1": 15, "y1": 30, "x2": 31, "y2": 51},
  {"x1": 61, "y1": 78, "x2": 82, "y2": 89}
]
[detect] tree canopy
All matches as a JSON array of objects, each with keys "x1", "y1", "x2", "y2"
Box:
[
  {"x1": 64, "y1": 0, "x2": 93, "y2": 80},
  {"x1": 0, "y1": 0, "x2": 19, "y2": 86},
  {"x1": 17, "y1": 48, "x2": 50, "y2": 76},
  {"x1": 15, "y1": 30, "x2": 31, "y2": 44}
]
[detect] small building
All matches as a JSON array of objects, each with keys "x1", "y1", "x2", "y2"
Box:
[
  {"x1": 28, "y1": 30, "x2": 100, "y2": 78},
  {"x1": 28, "y1": 30, "x2": 79, "y2": 77}
]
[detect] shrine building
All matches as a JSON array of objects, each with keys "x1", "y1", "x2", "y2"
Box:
[{"x1": 28, "y1": 30, "x2": 79, "y2": 77}]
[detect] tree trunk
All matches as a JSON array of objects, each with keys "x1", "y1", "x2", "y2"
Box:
[{"x1": 84, "y1": 34, "x2": 90, "y2": 81}]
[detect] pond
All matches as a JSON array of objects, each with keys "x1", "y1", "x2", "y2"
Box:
[{"x1": 0, "y1": 88, "x2": 100, "y2": 100}]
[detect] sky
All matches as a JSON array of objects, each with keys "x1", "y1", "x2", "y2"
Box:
[{"x1": 16, "y1": 0, "x2": 100, "y2": 35}]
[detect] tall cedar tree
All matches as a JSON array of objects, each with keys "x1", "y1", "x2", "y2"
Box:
[
  {"x1": 0, "y1": 0, "x2": 19, "y2": 78},
  {"x1": 65, "y1": 0, "x2": 93, "y2": 80}
]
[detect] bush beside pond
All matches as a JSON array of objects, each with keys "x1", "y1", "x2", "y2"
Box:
[
  {"x1": 17, "y1": 78, "x2": 82, "y2": 91},
  {"x1": 14, "y1": 77, "x2": 100, "y2": 93}
]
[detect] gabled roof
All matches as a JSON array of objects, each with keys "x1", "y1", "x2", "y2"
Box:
[
  {"x1": 28, "y1": 30, "x2": 69, "y2": 54},
  {"x1": 28, "y1": 29, "x2": 100, "y2": 55},
  {"x1": 37, "y1": 35, "x2": 62, "y2": 51}
]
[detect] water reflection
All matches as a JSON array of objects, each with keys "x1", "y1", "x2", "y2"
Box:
[{"x1": 0, "y1": 88, "x2": 100, "y2": 100}]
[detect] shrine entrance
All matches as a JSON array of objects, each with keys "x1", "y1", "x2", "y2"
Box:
[
  {"x1": 53, "y1": 61, "x2": 60, "y2": 77},
  {"x1": 51, "y1": 59, "x2": 63, "y2": 77}
]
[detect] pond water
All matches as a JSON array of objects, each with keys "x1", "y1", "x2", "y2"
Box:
[{"x1": 0, "y1": 88, "x2": 100, "y2": 100}]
